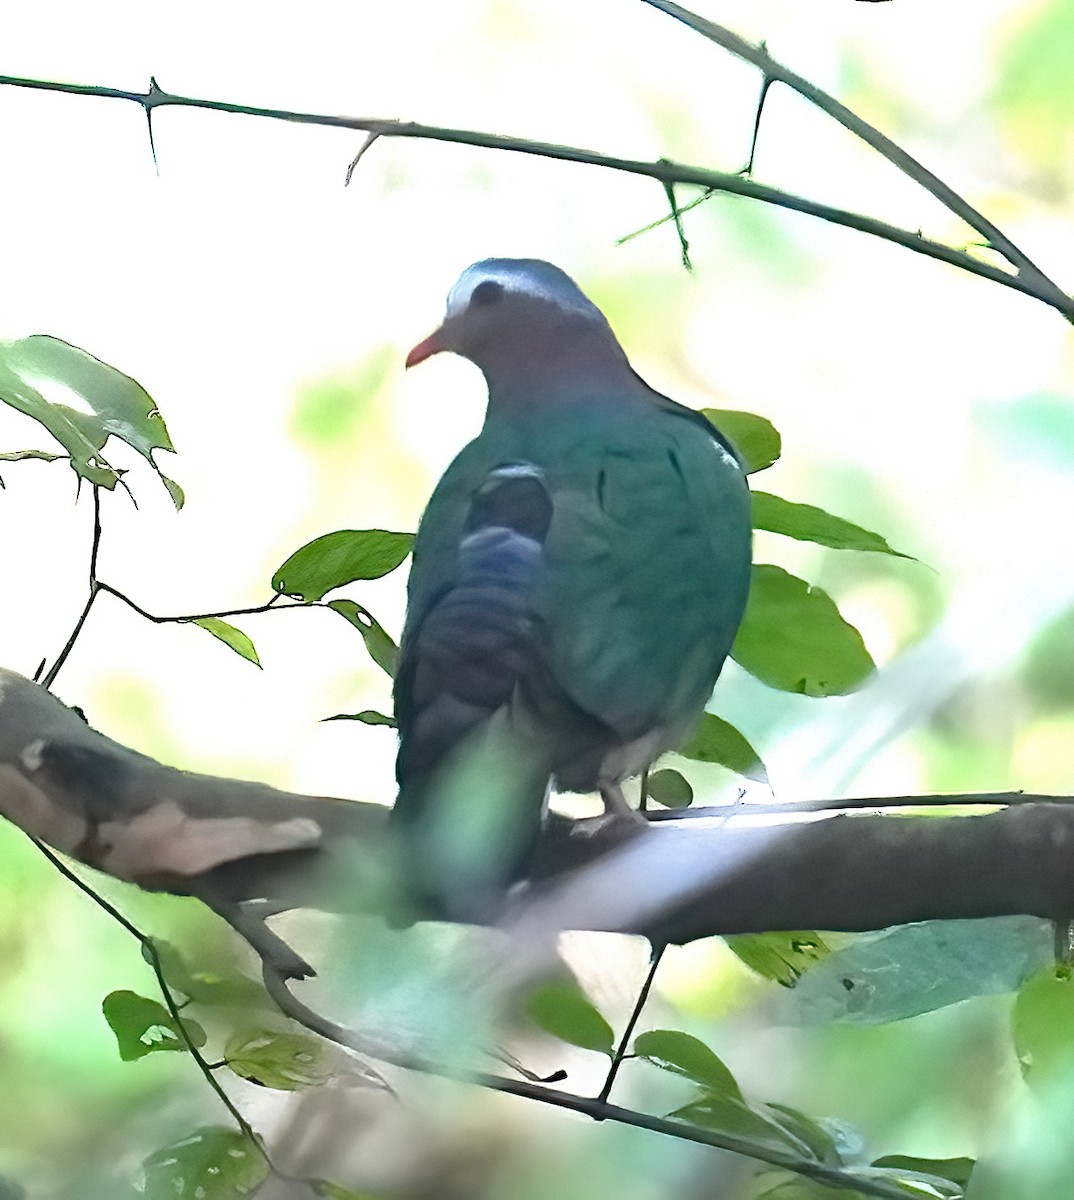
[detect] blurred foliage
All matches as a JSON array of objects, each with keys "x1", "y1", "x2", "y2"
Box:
[
  {"x1": 993, "y1": 0, "x2": 1074, "y2": 179},
  {"x1": 1024, "y1": 604, "x2": 1074, "y2": 712}
]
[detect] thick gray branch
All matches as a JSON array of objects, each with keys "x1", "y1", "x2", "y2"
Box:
[{"x1": 2, "y1": 667, "x2": 1074, "y2": 965}]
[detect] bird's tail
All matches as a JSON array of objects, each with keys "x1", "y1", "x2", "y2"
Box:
[
  {"x1": 393, "y1": 712, "x2": 551, "y2": 922},
  {"x1": 391, "y1": 461, "x2": 556, "y2": 921}
]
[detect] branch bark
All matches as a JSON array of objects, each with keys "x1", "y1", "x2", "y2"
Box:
[{"x1": 3, "y1": 666, "x2": 1074, "y2": 963}]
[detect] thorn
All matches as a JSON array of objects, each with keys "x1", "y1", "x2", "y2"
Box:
[
  {"x1": 144, "y1": 76, "x2": 162, "y2": 174},
  {"x1": 32, "y1": 658, "x2": 46, "y2": 682},
  {"x1": 660, "y1": 178, "x2": 692, "y2": 273},
  {"x1": 345, "y1": 131, "x2": 381, "y2": 186},
  {"x1": 742, "y1": 75, "x2": 775, "y2": 177}
]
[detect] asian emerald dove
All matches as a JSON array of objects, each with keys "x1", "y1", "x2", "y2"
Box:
[{"x1": 392, "y1": 259, "x2": 751, "y2": 918}]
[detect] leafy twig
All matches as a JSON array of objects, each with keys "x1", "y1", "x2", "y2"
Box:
[
  {"x1": 95, "y1": 580, "x2": 308, "y2": 625},
  {"x1": 27, "y1": 836, "x2": 270, "y2": 1164},
  {"x1": 258, "y1": 964, "x2": 922, "y2": 1200}
]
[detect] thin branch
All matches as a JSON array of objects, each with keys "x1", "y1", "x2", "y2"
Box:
[
  {"x1": 95, "y1": 580, "x2": 307, "y2": 624},
  {"x1": 27, "y1": 836, "x2": 269, "y2": 1163},
  {"x1": 597, "y1": 944, "x2": 665, "y2": 1105},
  {"x1": 743, "y1": 72, "x2": 775, "y2": 176},
  {"x1": 260, "y1": 967, "x2": 914, "y2": 1200},
  {"x1": 344, "y1": 130, "x2": 381, "y2": 185},
  {"x1": 40, "y1": 486, "x2": 103, "y2": 689},
  {"x1": 617, "y1": 189, "x2": 716, "y2": 247},
  {"x1": 639, "y1": 0, "x2": 1070, "y2": 311},
  {"x1": 660, "y1": 176, "x2": 692, "y2": 271},
  {"x1": 0, "y1": 72, "x2": 1069, "y2": 322},
  {"x1": 644, "y1": 789, "x2": 1038, "y2": 821}
]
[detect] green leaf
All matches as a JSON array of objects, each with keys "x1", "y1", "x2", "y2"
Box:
[
  {"x1": 1013, "y1": 964, "x2": 1074, "y2": 1086},
  {"x1": 856, "y1": 1165, "x2": 964, "y2": 1199},
  {"x1": 161, "y1": 472, "x2": 186, "y2": 510},
  {"x1": 732, "y1": 565, "x2": 875, "y2": 696},
  {"x1": 328, "y1": 599, "x2": 399, "y2": 677},
  {"x1": 674, "y1": 712, "x2": 768, "y2": 784},
  {"x1": 0, "y1": 450, "x2": 64, "y2": 491},
  {"x1": 702, "y1": 408, "x2": 781, "y2": 474},
  {"x1": 763, "y1": 1104, "x2": 845, "y2": 1166},
  {"x1": 872, "y1": 1157, "x2": 974, "y2": 1189},
  {"x1": 754, "y1": 1177, "x2": 864, "y2": 1200},
  {"x1": 776, "y1": 917, "x2": 1051, "y2": 1025},
  {"x1": 146, "y1": 941, "x2": 272, "y2": 1012},
  {"x1": 646, "y1": 767, "x2": 693, "y2": 808},
  {"x1": 0, "y1": 335, "x2": 179, "y2": 505},
  {"x1": 323, "y1": 709, "x2": 397, "y2": 727},
  {"x1": 670, "y1": 1095, "x2": 811, "y2": 1155},
  {"x1": 725, "y1": 932, "x2": 831, "y2": 988},
  {"x1": 0, "y1": 449, "x2": 63, "y2": 463},
  {"x1": 525, "y1": 981, "x2": 615, "y2": 1055},
  {"x1": 752, "y1": 491, "x2": 911, "y2": 558},
  {"x1": 634, "y1": 1029, "x2": 741, "y2": 1096},
  {"x1": 142, "y1": 1127, "x2": 267, "y2": 1200},
  {"x1": 314, "y1": 1184, "x2": 385, "y2": 1200},
  {"x1": 188, "y1": 617, "x2": 261, "y2": 667},
  {"x1": 273, "y1": 529, "x2": 413, "y2": 601},
  {"x1": 224, "y1": 1027, "x2": 333, "y2": 1091},
  {"x1": 0, "y1": 355, "x2": 118, "y2": 489},
  {"x1": 102, "y1": 990, "x2": 206, "y2": 1061}
]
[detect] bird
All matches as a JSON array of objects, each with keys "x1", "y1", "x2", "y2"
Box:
[{"x1": 392, "y1": 259, "x2": 752, "y2": 920}]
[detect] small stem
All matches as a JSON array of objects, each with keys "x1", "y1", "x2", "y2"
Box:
[
  {"x1": 40, "y1": 487, "x2": 103, "y2": 690},
  {"x1": 95, "y1": 580, "x2": 306, "y2": 624},
  {"x1": 262, "y1": 964, "x2": 916, "y2": 1200},
  {"x1": 27, "y1": 836, "x2": 275, "y2": 1170},
  {"x1": 643, "y1": 789, "x2": 1043, "y2": 821},
  {"x1": 597, "y1": 944, "x2": 665, "y2": 1105},
  {"x1": 743, "y1": 74, "x2": 774, "y2": 175}
]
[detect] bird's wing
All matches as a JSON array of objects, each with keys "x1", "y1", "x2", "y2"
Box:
[
  {"x1": 395, "y1": 459, "x2": 555, "y2": 789},
  {"x1": 540, "y1": 405, "x2": 752, "y2": 747},
  {"x1": 393, "y1": 455, "x2": 591, "y2": 909}
]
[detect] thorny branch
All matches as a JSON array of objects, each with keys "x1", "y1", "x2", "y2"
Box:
[
  {"x1": 0, "y1": 0, "x2": 1070, "y2": 321},
  {"x1": 639, "y1": 0, "x2": 1069, "y2": 309}
]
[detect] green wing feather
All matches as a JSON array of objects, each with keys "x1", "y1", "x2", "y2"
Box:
[{"x1": 403, "y1": 402, "x2": 750, "y2": 750}]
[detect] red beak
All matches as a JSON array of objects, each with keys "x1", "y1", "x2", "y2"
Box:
[{"x1": 405, "y1": 329, "x2": 446, "y2": 369}]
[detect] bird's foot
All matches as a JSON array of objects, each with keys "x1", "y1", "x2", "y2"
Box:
[{"x1": 599, "y1": 781, "x2": 648, "y2": 827}]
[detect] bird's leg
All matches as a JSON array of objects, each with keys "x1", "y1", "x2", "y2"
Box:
[{"x1": 599, "y1": 780, "x2": 647, "y2": 826}]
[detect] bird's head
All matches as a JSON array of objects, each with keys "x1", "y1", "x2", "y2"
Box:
[{"x1": 406, "y1": 259, "x2": 627, "y2": 389}]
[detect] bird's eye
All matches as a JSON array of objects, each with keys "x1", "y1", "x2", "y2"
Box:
[{"x1": 470, "y1": 280, "x2": 504, "y2": 308}]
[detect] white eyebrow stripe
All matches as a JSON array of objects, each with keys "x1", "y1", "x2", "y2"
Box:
[{"x1": 444, "y1": 259, "x2": 604, "y2": 321}]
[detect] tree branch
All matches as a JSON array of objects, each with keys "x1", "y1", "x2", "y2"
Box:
[
  {"x1": 0, "y1": 60, "x2": 1069, "y2": 322},
  {"x1": 3, "y1": 665, "x2": 1074, "y2": 955},
  {"x1": 639, "y1": 0, "x2": 1069, "y2": 310},
  {"x1": 0, "y1": 664, "x2": 1046, "y2": 1199}
]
